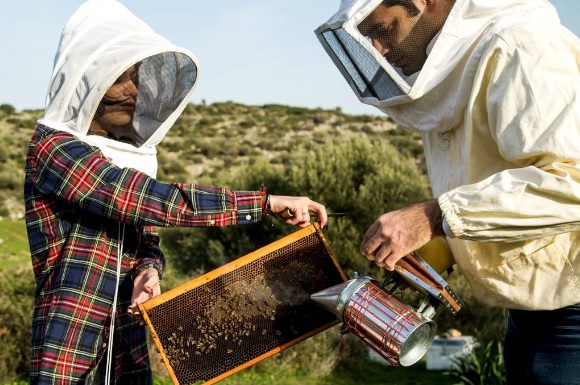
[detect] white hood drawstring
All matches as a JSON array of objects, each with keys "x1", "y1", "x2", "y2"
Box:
[{"x1": 104, "y1": 224, "x2": 125, "y2": 385}]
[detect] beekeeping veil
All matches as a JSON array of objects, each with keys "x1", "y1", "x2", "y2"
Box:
[
  {"x1": 38, "y1": 0, "x2": 200, "y2": 177},
  {"x1": 315, "y1": 0, "x2": 559, "y2": 132}
]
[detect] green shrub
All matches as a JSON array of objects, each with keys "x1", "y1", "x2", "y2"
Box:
[
  {"x1": 0, "y1": 147, "x2": 9, "y2": 163},
  {"x1": 361, "y1": 125, "x2": 374, "y2": 134},
  {"x1": 160, "y1": 136, "x2": 430, "y2": 276},
  {"x1": 445, "y1": 340, "x2": 505, "y2": 385},
  {"x1": 0, "y1": 266, "x2": 35, "y2": 383},
  {"x1": 158, "y1": 158, "x2": 188, "y2": 181},
  {"x1": 0, "y1": 104, "x2": 16, "y2": 116}
]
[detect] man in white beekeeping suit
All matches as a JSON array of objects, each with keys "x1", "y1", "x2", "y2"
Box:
[{"x1": 316, "y1": 0, "x2": 580, "y2": 383}]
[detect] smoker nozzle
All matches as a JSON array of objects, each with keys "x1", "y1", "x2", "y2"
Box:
[{"x1": 310, "y1": 276, "x2": 371, "y2": 318}]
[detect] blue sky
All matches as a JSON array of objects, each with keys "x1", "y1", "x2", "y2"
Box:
[{"x1": 1, "y1": 0, "x2": 579, "y2": 116}]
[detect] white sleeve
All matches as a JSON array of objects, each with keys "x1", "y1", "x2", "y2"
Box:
[{"x1": 438, "y1": 29, "x2": 580, "y2": 242}]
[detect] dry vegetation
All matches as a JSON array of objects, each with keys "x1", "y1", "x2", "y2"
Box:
[
  {"x1": 0, "y1": 101, "x2": 423, "y2": 218},
  {"x1": 0, "y1": 102, "x2": 506, "y2": 385}
]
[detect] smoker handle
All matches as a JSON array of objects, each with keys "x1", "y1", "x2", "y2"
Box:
[
  {"x1": 397, "y1": 255, "x2": 444, "y2": 290},
  {"x1": 396, "y1": 254, "x2": 464, "y2": 314}
]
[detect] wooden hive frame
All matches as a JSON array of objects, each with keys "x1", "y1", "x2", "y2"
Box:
[{"x1": 139, "y1": 223, "x2": 347, "y2": 385}]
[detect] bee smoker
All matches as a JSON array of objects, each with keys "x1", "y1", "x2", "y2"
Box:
[{"x1": 311, "y1": 246, "x2": 464, "y2": 367}]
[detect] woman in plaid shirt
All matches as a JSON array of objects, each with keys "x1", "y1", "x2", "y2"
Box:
[{"x1": 25, "y1": 1, "x2": 328, "y2": 384}]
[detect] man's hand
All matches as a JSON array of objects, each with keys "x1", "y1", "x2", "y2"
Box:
[
  {"x1": 128, "y1": 268, "x2": 161, "y2": 325},
  {"x1": 360, "y1": 199, "x2": 445, "y2": 271}
]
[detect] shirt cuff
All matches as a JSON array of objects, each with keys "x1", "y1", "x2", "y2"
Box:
[
  {"x1": 234, "y1": 191, "x2": 264, "y2": 224},
  {"x1": 442, "y1": 216, "x2": 455, "y2": 238},
  {"x1": 438, "y1": 193, "x2": 465, "y2": 238}
]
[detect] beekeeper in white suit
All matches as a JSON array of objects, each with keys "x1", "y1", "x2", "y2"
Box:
[
  {"x1": 316, "y1": 0, "x2": 580, "y2": 383},
  {"x1": 25, "y1": 1, "x2": 328, "y2": 384}
]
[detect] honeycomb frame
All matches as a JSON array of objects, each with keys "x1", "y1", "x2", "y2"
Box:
[{"x1": 139, "y1": 223, "x2": 347, "y2": 385}]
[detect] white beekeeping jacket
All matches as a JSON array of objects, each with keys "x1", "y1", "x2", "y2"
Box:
[
  {"x1": 38, "y1": 0, "x2": 200, "y2": 177},
  {"x1": 317, "y1": 0, "x2": 580, "y2": 310}
]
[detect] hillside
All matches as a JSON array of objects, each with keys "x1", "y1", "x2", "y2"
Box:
[
  {"x1": 0, "y1": 102, "x2": 509, "y2": 385},
  {"x1": 0, "y1": 101, "x2": 423, "y2": 218}
]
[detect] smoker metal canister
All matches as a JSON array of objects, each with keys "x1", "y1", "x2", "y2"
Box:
[{"x1": 311, "y1": 276, "x2": 436, "y2": 366}]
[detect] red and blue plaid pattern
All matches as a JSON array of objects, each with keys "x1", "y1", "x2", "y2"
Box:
[{"x1": 25, "y1": 125, "x2": 263, "y2": 384}]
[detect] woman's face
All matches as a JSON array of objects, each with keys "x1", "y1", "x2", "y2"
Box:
[{"x1": 90, "y1": 65, "x2": 139, "y2": 143}]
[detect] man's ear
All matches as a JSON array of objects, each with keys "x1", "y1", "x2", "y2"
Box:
[
  {"x1": 424, "y1": 0, "x2": 450, "y2": 11},
  {"x1": 415, "y1": 0, "x2": 428, "y2": 11},
  {"x1": 423, "y1": 0, "x2": 454, "y2": 20}
]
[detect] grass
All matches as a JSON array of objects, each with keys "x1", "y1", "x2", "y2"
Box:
[
  {"x1": 4, "y1": 361, "x2": 456, "y2": 385},
  {"x1": 0, "y1": 219, "x2": 30, "y2": 270},
  {"x1": 152, "y1": 359, "x2": 456, "y2": 385},
  {"x1": 229, "y1": 361, "x2": 456, "y2": 385}
]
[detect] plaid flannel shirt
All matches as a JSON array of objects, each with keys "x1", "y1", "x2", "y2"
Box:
[{"x1": 25, "y1": 125, "x2": 264, "y2": 384}]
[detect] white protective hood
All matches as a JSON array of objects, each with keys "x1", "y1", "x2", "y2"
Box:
[
  {"x1": 38, "y1": 0, "x2": 200, "y2": 177},
  {"x1": 316, "y1": 0, "x2": 559, "y2": 132}
]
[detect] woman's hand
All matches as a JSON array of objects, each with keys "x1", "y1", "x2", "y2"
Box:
[
  {"x1": 128, "y1": 268, "x2": 161, "y2": 325},
  {"x1": 269, "y1": 195, "x2": 328, "y2": 228}
]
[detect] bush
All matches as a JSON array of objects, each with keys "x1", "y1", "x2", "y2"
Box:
[
  {"x1": 0, "y1": 147, "x2": 9, "y2": 163},
  {"x1": 280, "y1": 136, "x2": 430, "y2": 276},
  {"x1": 0, "y1": 170, "x2": 22, "y2": 191},
  {"x1": 0, "y1": 266, "x2": 35, "y2": 383},
  {"x1": 0, "y1": 103, "x2": 16, "y2": 116},
  {"x1": 160, "y1": 136, "x2": 430, "y2": 276},
  {"x1": 445, "y1": 341, "x2": 505, "y2": 385}
]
